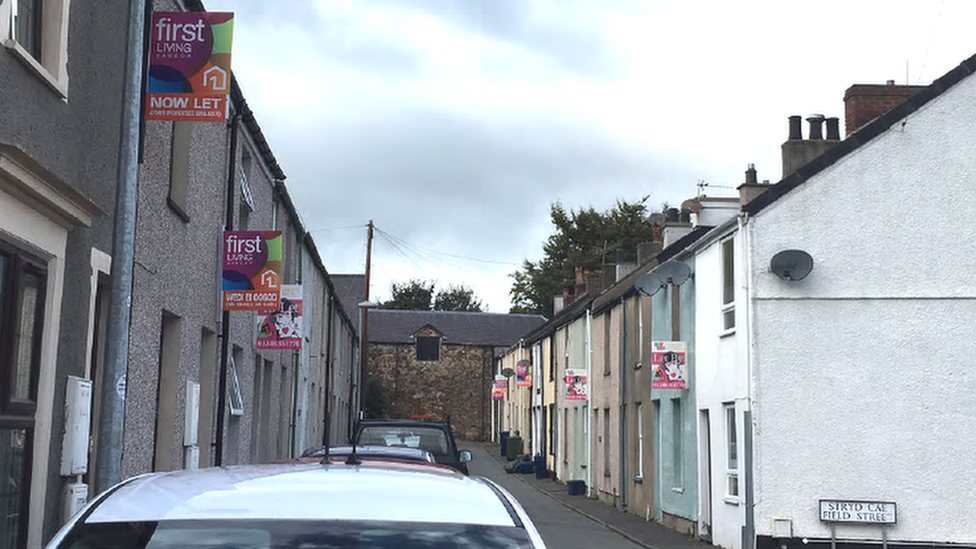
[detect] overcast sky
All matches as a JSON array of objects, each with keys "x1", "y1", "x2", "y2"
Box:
[{"x1": 205, "y1": 0, "x2": 976, "y2": 314}]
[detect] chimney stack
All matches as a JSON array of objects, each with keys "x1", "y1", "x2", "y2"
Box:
[
  {"x1": 844, "y1": 81, "x2": 925, "y2": 136},
  {"x1": 781, "y1": 114, "x2": 840, "y2": 178},
  {"x1": 738, "y1": 163, "x2": 769, "y2": 207}
]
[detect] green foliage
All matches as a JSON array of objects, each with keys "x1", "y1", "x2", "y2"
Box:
[
  {"x1": 380, "y1": 279, "x2": 485, "y2": 312},
  {"x1": 362, "y1": 376, "x2": 388, "y2": 420},
  {"x1": 509, "y1": 196, "x2": 660, "y2": 317},
  {"x1": 434, "y1": 283, "x2": 485, "y2": 312},
  {"x1": 380, "y1": 279, "x2": 435, "y2": 310}
]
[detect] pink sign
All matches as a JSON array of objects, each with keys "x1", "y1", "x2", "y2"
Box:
[
  {"x1": 651, "y1": 341, "x2": 687, "y2": 390},
  {"x1": 256, "y1": 285, "x2": 303, "y2": 350},
  {"x1": 516, "y1": 360, "x2": 532, "y2": 387}
]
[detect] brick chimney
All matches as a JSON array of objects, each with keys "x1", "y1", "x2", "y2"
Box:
[
  {"x1": 781, "y1": 114, "x2": 841, "y2": 178},
  {"x1": 738, "y1": 163, "x2": 770, "y2": 207},
  {"x1": 844, "y1": 81, "x2": 925, "y2": 136}
]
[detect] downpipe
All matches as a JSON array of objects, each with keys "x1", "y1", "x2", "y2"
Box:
[{"x1": 619, "y1": 297, "x2": 627, "y2": 511}]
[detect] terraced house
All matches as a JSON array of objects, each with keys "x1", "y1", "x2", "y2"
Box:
[{"x1": 0, "y1": 0, "x2": 362, "y2": 546}]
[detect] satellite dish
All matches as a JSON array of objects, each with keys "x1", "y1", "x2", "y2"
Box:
[
  {"x1": 656, "y1": 260, "x2": 692, "y2": 286},
  {"x1": 770, "y1": 249, "x2": 813, "y2": 281},
  {"x1": 501, "y1": 367, "x2": 515, "y2": 378},
  {"x1": 634, "y1": 271, "x2": 665, "y2": 296},
  {"x1": 634, "y1": 260, "x2": 692, "y2": 296}
]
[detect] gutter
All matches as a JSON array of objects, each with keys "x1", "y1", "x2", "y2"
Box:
[{"x1": 619, "y1": 297, "x2": 628, "y2": 511}]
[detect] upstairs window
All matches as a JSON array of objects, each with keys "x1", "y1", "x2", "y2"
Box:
[
  {"x1": 721, "y1": 237, "x2": 735, "y2": 331},
  {"x1": 13, "y1": 0, "x2": 42, "y2": 59},
  {"x1": 416, "y1": 336, "x2": 440, "y2": 362},
  {"x1": 4, "y1": 0, "x2": 72, "y2": 96}
]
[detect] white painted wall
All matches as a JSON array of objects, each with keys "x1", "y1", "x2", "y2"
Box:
[
  {"x1": 749, "y1": 72, "x2": 976, "y2": 544},
  {"x1": 693, "y1": 226, "x2": 749, "y2": 549}
]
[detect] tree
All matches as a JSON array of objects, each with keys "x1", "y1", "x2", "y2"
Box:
[
  {"x1": 509, "y1": 197, "x2": 660, "y2": 317},
  {"x1": 362, "y1": 376, "x2": 388, "y2": 419},
  {"x1": 380, "y1": 279, "x2": 435, "y2": 310},
  {"x1": 434, "y1": 284, "x2": 484, "y2": 312},
  {"x1": 380, "y1": 279, "x2": 485, "y2": 312}
]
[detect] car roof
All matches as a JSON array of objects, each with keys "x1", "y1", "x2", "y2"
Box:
[
  {"x1": 299, "y1": 445, "x2": 435, "y2": 462},
  {"x1": 328, "y1": 445, "x2": 433, "y2": 459},
  {"x1": 85, "y1": 463, "x2": 515, "y2": 526}
]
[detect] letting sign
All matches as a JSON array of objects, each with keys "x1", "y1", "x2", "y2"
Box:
[{"x1": 819, "y1": 500, "x2": 896, "y2": 524}]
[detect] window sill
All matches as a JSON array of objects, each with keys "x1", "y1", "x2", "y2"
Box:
[
  {"x1": 724, "y1": 496, "x2": 740, "y2": 506},
  {"x1": 672, "y1": 486, "x2": 684, "y2": 494},
  {"x1": 167, "y1": 197, "x2": 190, "y2": 223},
  {"x1": 4, "y1": 39, "x2": 68, "y2": 100},
  {"x1": 719, "y1": 328, "x2": 736, "y2": 338}
]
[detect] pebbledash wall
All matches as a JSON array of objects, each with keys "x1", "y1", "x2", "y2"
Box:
[{"x1": 748, "y1": 65, "x2": 976, "y2": 548}]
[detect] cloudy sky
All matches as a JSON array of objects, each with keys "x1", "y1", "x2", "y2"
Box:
[{"x1": 206, "y1": 0, "x2": 976, "y2": 313}]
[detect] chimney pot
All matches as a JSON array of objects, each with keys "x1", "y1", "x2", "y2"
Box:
[
  {"x1": 745, "y1": 163, "x2": 758, "y2": 184},
  {"x1": 886, "y1": 79, "x2": 895, "y2": 85},
  {"x1": 788, "y1": 115, "x2": 803, "y2": 140},
  {"x1": 807, "y1": 114, "x2": 825, "y2": 140},
  {"x1": 825, "y1": 117, "x2": 840, "y2": 140}
]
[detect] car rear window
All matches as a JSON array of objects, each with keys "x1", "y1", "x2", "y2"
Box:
[
  {"x1": 57, "y1": 520, "x2": 535, "y2": 549},
  {"x1": 357, "y1": 425, "x2": 451, "y2": 456}
]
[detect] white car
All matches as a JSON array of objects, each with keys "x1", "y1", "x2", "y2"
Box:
[{"x1": 44, "y1": 460, "x2": 548, "y2": 549}]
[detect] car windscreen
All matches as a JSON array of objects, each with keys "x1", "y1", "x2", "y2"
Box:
[
  {"x1": 56, "y1": 519, "x2": 535, "y2": 549},
  {"x1": 356, "y1": 425, "x2": 451, "y2": 456}
]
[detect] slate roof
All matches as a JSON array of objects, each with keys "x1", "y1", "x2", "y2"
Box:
[
  {"x1": 331, "y1": 274, "x2": 367, "y2": 325},
  {"x1": 368, "y1": 310, "x2": 547, "y2": 347},
  {"x1": 745, "y1": 52, "x2": 976, "y2": 216}
]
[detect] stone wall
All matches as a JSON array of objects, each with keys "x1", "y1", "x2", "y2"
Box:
[{"x1": 368, "y1": 343, "x2": 494, "y2": 441}]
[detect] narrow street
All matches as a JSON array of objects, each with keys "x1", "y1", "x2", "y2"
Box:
[{"x1": 467, "y1": 443, "x2": 647, "y2": 549}]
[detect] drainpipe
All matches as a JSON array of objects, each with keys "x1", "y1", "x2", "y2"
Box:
[
  {"x1": 322, "y1": 294, "x2": 334, "y2": 447},
  {"x1": 214, "y1": 111, "x2": 241, "y2": 467},
  {"x1": 619, "y1": 297, "x2": 628, "y2": 511},
  {"x1": 585, "y1": 309, "x2": 593, "y2": 497},
  {"x1": 739, "y1": 212, "x2": 757, "y2": 549}
]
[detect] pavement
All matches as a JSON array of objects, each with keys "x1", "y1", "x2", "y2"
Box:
[{"x1": 469, "y1": 441, "x2": 713, "y2": 549}]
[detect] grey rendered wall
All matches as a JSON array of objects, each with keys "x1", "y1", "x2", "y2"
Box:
[{"x1": 0, "y1": 0, "x2": 127, "y2": 541}]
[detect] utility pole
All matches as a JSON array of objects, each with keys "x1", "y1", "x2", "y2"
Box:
[
  {"x1": 358, "y1": 220, "x2": 374, "y2": 418},
  {"x1": 95, "y1": 0, "x2": 146, "y2": 494}
]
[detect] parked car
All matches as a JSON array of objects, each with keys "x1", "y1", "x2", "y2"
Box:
[
  {"x1": 354, "y1": 419, "x2": 473, "y2": 474},
  {"x1": 44, "y1": 462, "x2": 547, "y2": 549},
  {"x1": 297, "y1": 444, "x2": 436, "y2": 464}
]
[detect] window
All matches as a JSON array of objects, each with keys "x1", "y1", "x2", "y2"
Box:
[
  {"x1": 725, "y1": 403, "x2": 739, "y2": 500},
  {"x1": 603, "y1": 314, "x2": 611, "y2": 375},
  {"x1": 0, "y1": 245, "x2": 47, "y2": 549},
  {"x1": 13, "y1": 0, "x2": 41, "y2": 59},
  {"x1": 636, "y1": 403, "x2": 643, "y2": 480},
  {"x1": 721, "y1": 237, "x2": 735, "y2": 331},
  {"x1": 238, "y1": 150, "x2": 253, "y2": 230},
  {"x1": 415, "y1": 336, "x2": 440, "y2": 362},
  {"x1": 672, "y1": 398, "x2": 682, "y2": 487},
  {"x1": 602, "y1": 408, "x2": 610, "y2": 477},
  {"x1": 3, "y1": 0, "x2": 72, "y2": 95},
  {"x1": 168, "y1": 122, "x2": 192, "y2": 221},
  {"x1": 548, "y1": 404, "x2": 555, "y2": 456}
]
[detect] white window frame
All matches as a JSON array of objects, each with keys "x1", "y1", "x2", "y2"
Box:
[
  {"x1": 720, "y1": 236, "x2": 735, "y2": 334},
  {"x1": 672, "y1": 397, "x2": 683, "y2": 490},
  {"x1": 724, "y1": 402, "x2": 739, "y2": 503},
  {"x1": 2, "y1": 0, "x2": 73, "y2": 97},
  {"x1": 636, "y1": 402, "x2": 643, "y2": 481}
]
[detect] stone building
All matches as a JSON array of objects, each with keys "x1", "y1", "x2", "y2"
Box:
[{"x1": 367, "y1": 310, "x2": 545, "y2": 441}]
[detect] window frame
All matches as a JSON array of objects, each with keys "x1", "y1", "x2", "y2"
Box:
[
  {"x1": 0, "y1": 242, "x2": 47, "y2": 549},
  {"x1": 671, "y1": 397, "x2": 683, "y2": 489},
  {"x1": 720, "y1": 236, "x2": 735, "y2": 333},
  {"x1": 415, "y1": 336, "x2": 440, "y2": 362},
  {"x1": 724, "y1": 402, "x2": 739, "y2": 503},
  {"x1": 2, "y1": 0, "x2": 72, "y2": 97}
]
